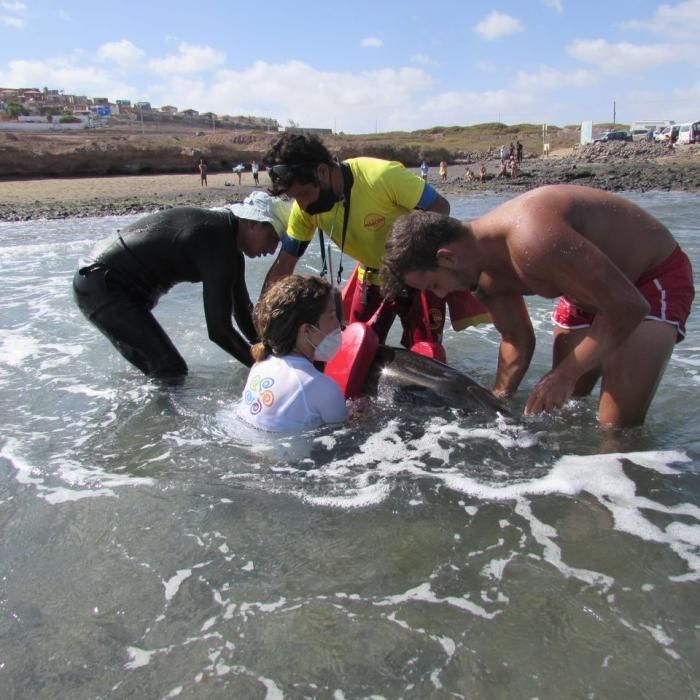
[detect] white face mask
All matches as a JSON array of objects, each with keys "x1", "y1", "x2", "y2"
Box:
[{"x1": 309, "y1": 327, "x2": 342, "y2": 362}]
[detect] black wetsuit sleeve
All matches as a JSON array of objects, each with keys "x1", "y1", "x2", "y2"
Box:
[
  {"x1": 231, "y1": 257, "x2": 258, "y2": 344},
  {"x1": 201, "y1": 253, "x2": 254, "y2": 368}
]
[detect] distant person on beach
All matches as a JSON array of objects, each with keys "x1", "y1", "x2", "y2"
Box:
[
  {"x1": 464, "y1": 167, "x2": 474, "y2": 182},
  {"x1": 251, "y1": 160, "x2": 260, "y2": 185},
  {"x1": 499, "y1": 145, "x2": 508, "y2": 164},
  {"x1": 232, "y1": 163, "x2": 245, "y2": 185},
  {"x1": 381, "y1": 185, "x2": 695, "y2": 428},
  {"x1": 509, "y1": 142, "x2": 515, "y2": 159},
  {"x1": 241, "y1": 274, "x2": 348, "y2": 432},
  {"x1": 261, "y1": 132, "x2": 489, "y2": 347},
  {"x1": 439, "y1": 160, "x2": 448, "y2": 182},
  {"x1": 198, "y1": 158, "x2": 207, "y2": 187},
  {"x1": 509, "y1": 155, "x2": 518, "y2": 178},
  {"x1": 73, "y1": 192, "x2": 290, "y2": 381},
  {"x1": 419, "y1": 160, "x2": 429, "y2": 181},
  {"x1": 479, "y1": 162, "x2": 487, "y2": 181},
  {"x1": 496, "y1": 159, "x2": 508, "y2": 178},
  {"x1": 516, "y1": 140, "x2": 523, "y2": 164}
]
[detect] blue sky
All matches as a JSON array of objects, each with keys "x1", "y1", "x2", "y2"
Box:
[{"x1": 1, "y1": 0, "x2": 699, "y2": 133}]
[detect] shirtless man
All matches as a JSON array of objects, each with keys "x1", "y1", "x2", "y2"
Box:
[
  {"x1": 73, "y1": 192, "x2": 290, "y2": 380},
  {"x1": 381, "y1": 185, "x2": 695, "y2": 427}
]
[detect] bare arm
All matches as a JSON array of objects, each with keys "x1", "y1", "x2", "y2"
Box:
[
  {"x1": 516, "y1": 222, "x2": 650, "y2": 415},
  {"x1": 231, "y1": 257, "x2": 257, "y2": 344},
  {"x1": 524, "y1": 292, "x2": 648, "y2": 415},
  {"x1": 260, "y1": 250, "x2": 299, "y2": 296},
  {"x1": 486, "y1": 295, "x2": 536, "y2": 398},
  {"x1": 202, "y1": 278, "x2": 254, "y2": 367}
]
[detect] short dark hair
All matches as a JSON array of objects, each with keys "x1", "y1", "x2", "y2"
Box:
[
  {"x1": 263, "y1": 132, "x2": 334, "y2": 195},
  {"x1": 380, "y1": 211, "x2": 465, "y2": 299},
  {"x1": 252, "y1": 275, "x2": 332, "y2": 361}
]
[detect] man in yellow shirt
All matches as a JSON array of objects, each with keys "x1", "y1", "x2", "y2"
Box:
[{"x1": 262, "y1": 133, "x2": 488, "y2": 345}]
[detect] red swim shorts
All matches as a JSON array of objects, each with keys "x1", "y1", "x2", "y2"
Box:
[{"x1": 552, "y1": 245, "x2": 695, "y2": 342}]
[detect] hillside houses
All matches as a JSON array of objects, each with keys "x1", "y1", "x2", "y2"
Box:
[{"x1": 0, "y1": 86, "x2": 281, "y2": 131}]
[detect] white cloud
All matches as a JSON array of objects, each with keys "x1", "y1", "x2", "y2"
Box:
[
  {"x1": 513, "y1": 65, "x2": 597, "y2": 91},
  {"x1": 421, "y1": 63, "x2": 602, "y2": 126},
  {"x1": 1, "y1": 14, "x2": 23, "y2": 26},
  {"x1": 361, "y1": 37, "x2": 383, "y2": 48},
  {"x1": 622, "y1": 0, "x2": 700, "y2": 40},
  {"x1": 669, "y1": 81, "x2": 700, "y2": 120},
  {"x1": 569, "y1": 38, "x2": 700, "y2": 73},
  {"x1": 422, "y1": 87, "x2": 534, "y2": 125},
  {"x1": 0, "y1": 56, "x2": 136, "y2": 99},
  {"x1": 411, "y1": 53, "x2": 436, "y2": 66},
  {"x1": 477, "y1": 60, "x2": 497, "y2": 73},
  {"x1": 1, "y1": 0, "x2": 26, "y2": 27},
  {"x1": 148, "y1": 42, "x2": 225, "y2": 75},
  {"x1": 474, "y1": 11, "x2": 524, "y2": 40},
  {"x1": 98, "y1": 40, "x2": 145, "y2": 70},
  {"x1": 145, "y1": 75, "x2": 208, "y2": 112},
  {"x1": 544, "y1": 0, "x2": 563, "y2": 11},
  {"x1": 187, "y1": 60, "x2": 433, "y2": 133},
  {"x1": 622, "y1": 86, "x2": 700, "y2": 122}
]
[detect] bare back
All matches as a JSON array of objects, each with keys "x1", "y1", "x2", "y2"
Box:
[{"x1": 472, "y1": 185, "x2": 677, "y2": 301}]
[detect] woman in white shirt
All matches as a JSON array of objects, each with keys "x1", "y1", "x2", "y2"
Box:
[{"x1": 241, "y1": 275, "x2": 348, "y2": 432}]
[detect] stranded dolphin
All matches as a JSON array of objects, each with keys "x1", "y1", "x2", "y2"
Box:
[
  {"x1": 324, "y1": 321, "x2": 509, "y2": 417},
  {"x1": 364, "y1": 345, "x2": 510, "y2": 416}
]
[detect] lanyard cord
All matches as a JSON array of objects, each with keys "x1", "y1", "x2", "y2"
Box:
[{"x1": 317, "y1": 162, "x2": 353, "y2": 286}]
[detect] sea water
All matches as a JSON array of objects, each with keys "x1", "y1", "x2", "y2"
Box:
[{"x1": 0, "y1": 192, "x2": 699, "y2": 699}]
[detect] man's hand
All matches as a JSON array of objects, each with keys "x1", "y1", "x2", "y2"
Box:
[{"x1": 524, "y1": 368, "x2": 578, "y2": 416}]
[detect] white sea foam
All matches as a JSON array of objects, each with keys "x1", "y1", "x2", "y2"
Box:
[
  {"x1": 163, "y1": 569, "x2": 192, "y2": 602},
  {"x1": 0, "y1": 330, "x2": 41, "y2": 367},
  {"x1": 287, "y1": 428, "x2": 698, "y2": 583},
  {"x1": 1, "y1": 439, "x2": 154, "y2": 503},
  {"x1": 375, "y1": 581, "x2": 501, "y2": 620},
  {"x1": 125, "y1": 646, "x2": 155, "y2": 669}
]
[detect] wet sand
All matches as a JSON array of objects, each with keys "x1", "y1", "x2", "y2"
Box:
[
  {"x1": 0, "y1": 172, "x2": 266, "y2": 221},
  {"x1": 2, "y1": 148, "x2": 700, "y2": 221}
]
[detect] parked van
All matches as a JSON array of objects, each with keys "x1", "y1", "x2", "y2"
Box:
[
  {"x1": 629, "y1": 120, "x2": 674, "y2": 141},
  {"x1": 676, "y1": 122, "x2": 700, "y2": 145}
]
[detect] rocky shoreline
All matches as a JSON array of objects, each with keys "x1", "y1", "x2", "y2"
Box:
[{"x1": 1, "y1": 141, "x2": 699, "y2": 222}]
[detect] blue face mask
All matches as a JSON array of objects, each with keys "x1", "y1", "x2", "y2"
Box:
[{"x1": 309, "y1": 327, "x2": 342, "y2": 361}]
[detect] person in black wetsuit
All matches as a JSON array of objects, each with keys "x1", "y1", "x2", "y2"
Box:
[{"x1": 73, "y1": 191, "x2": 291, "y2": 380}]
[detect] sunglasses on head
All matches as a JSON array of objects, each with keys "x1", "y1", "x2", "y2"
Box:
[{"x1": 267, "y1": 162, "x2": 320, "y2": 183}]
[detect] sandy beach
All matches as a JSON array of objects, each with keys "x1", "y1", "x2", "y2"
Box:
[
  {"x1": 0, "y1": 171, "x2": 267, "y2": 220},
  {"x1": 2, "y1": 145, "x2": 700, "y2": 221}
]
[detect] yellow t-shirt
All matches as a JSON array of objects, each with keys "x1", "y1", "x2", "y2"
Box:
[{"x1": 286, "y1": 157, "x2": 425, "y2": 272}]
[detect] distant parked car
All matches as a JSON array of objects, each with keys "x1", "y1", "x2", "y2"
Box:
[
  {"x1": 654, "y1": 125, "x2": 679, "y2": 143},
  {"x1": 593, "y1": 130, "x2": 632, "y2": 143}
]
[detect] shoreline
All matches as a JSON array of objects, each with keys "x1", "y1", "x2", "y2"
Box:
[{"x1": 2, "y1": 150, "x2": 700, "y2": 222}]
